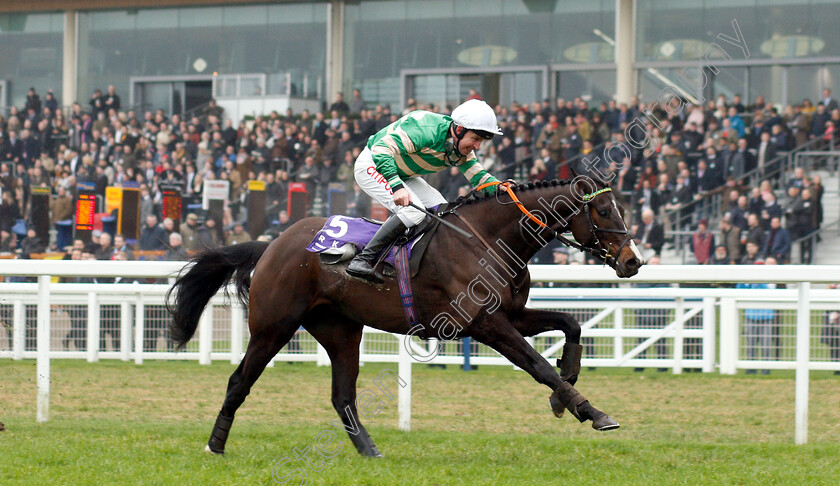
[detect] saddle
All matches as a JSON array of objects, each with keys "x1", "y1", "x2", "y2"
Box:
[{"x1": 305, "y1": 206, "x2": 445, "y2": 279}]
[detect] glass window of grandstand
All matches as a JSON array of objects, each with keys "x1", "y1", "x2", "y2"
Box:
[
  {"x1": 637, "y1": 0, "x2": 840, "y2": 63},
  {"x1": 555, "y1": 70, "x2": 616, "y2": 107},
  {"x1": 345, "y1": 0, "x2": 615, "y2": 110},
  {"x1": 638, "y1": 67, "x2": 711, "y2": 108},
  {"x1": 405, "y1": 71, "x2": 544, "y2": 109},
  {"x1": 747, "y1": 66, "x2": 784, "y2": 111},
  {"x1": 0, "y1": 12, "x2": 63, "y2": 111},
  {"x1": 785, "y1": 65, "x2": 822, "y2": 108},
  {"x1": 636, "y1": 0, "x2": 840, "y2": 114},
  {"x1": 77, "y1": 3, "x2": 327, "y2": 115},
  {"x1": 709, "y1": 67, "x2": 746, "y2": 105}
]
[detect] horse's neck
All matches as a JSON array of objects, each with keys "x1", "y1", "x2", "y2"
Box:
[{"x1": 459, "y1": 185, "x2": 576, "y2": 268}]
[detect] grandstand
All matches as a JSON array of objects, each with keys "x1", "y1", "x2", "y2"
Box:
[{"x1": 0, "y1": 1, "x2": 837, "y2": 268}]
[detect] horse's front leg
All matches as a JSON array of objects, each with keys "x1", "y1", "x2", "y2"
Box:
[
  {"x1": 474, "y1": 316, "x2": 619, "y2": 431},
  {"x1": 512, "y1": 308, "x2": 582, "y2": 386}
]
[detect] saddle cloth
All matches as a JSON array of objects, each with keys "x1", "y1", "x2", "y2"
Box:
[{"x1": 305, "y1": 211, "x2": 441, "y2": 278}]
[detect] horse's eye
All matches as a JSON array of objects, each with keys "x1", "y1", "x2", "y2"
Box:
[{"x1": 598, "y1": 209, "x2": 610, "y2": 218}]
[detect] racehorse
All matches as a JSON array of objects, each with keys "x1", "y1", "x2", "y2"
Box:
[{"x1": 167, "y1": 172, "x2": 643, "y2": 457}]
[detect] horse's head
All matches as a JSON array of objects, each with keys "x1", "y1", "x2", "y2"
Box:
[{"x1": 567, "y1": 160, "x2": 643, "y2": 278}]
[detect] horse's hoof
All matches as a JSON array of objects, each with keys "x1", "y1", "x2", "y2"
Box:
[
  {"x1": 362, "y1": 447, "x2": 384, "y2": 458},
  {"x1": 205, "y1": 444, "x2": 225, "y2": 455},
  {"x1": 592, "y1": 414, "x2": 620, "y2": 431},
  {"x1": 548, "y1": 391, "x2": 565, "y2": 418}
]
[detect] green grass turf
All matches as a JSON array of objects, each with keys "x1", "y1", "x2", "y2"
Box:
[{"x1": 2, "y1": 360, "x2": 840, "y2": 485}]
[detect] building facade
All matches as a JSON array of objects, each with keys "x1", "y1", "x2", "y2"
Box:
[{"x1": 2, "y1": 0, "x2": 840, "y2": 116}]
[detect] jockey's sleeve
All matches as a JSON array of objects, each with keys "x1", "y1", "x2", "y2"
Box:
[
  {"x1": 369, "y1": 132, "x2": 411, "y2": 192},
  {"x1": 457, "y1": 156, "x2": 500, "y2": 192}
]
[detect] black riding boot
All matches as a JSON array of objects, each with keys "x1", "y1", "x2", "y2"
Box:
[{"x1": 346, "y1": 215, "x2": 407, "y2": 284}]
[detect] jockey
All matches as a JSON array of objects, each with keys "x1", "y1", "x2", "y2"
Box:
[{"x1": 346, "y1": 99, "x2": 503, "y2": 283}]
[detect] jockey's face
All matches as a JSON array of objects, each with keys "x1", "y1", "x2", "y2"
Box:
[{"x1": 456, "y1": 130, "x2": 485, "y2": 155}]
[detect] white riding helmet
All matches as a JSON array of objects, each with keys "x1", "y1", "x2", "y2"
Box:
[{"x1": 451, "y1": 99, "x2": 503, "y2": 139}]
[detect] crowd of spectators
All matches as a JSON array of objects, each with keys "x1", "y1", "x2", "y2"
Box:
[{"x1": 0, "y1": 83, "x2": 836, "y2": 266}]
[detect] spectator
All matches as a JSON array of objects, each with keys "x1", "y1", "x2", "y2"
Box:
[
  {"x1": 51, "y1": 185, "x2": 73, "y2": 224},
  {"x1": 347, "y1": 183, "x2": 371, "y2": 219},
  {"x1": 691, "y1": 219, "x2": 714, "y2": 264},
  {"x1": 728, "y1": 194, "x2": 749, "y2": 231},
  {"x1": 44, "y1": 90, "x2": 58, "y2": 113},
  {"x1": 19, "y1": 224, "x2": 45, "y2": 256},
  {"x1": 329, "y1": 92, "x2": 350, "y2": 114},
  {"x1": 179, "y1": 213, "x2": 201, "y2": 251},
  {"x1": 349, "y1": 89, "x2": 365, "y2": 115},
  {"x1": 709, "y1": 245, "x2": 732, "y2": 265},
  {"x1": 762, "y1": 217, "x2": 791, "y2": 263},
  {"x1": 104, "y1": 85, "x2": 121, "y2": 112},
  {"x1": 139, "y1": 185, "x2": 154, "y2": 223},
  {"x1": 663, "y1": 173, "x2": 693, "y2": 231},
  {"x1": 161, "y1": 217, "x2": 177, "y2": 238},
  {"x1": 790, "y1": 187, "x2": 817, "y2": 263},
  {"x1": 758, "y1": 191, "x2": 782, "y2": 230},
  {"x1": 139, "y1": 215, "x2": 168, "y2": 251},
  {"x1": 810, "y1": 104, "x2": 829, "y2": 139},
  {"x1": 740, "y1": 241, "x2": 762, "y2": 265},
  {"x1": 197, "y1": 217, "x2": 222, "y2": 250},
  {"x1": 635, "y1": 178, "x2": 661, "y2": 218},
  {"x1": 634, "y1": 209, "x2": 664, "y2": 259},
  {"x1": 89, "y1": 88, "x2": 104, "y2": 116},
  {"x1": 822, "y1": 285, "x2": 840, "y2": 375},
  {"x1": 225, "y1": 221, "x2": 252, "y2": 246},
  {"x1": 756, "y1": 131, "x2": 778, "y2": 177},
  {"x1": 728, "y1": 106, "x2": 746, "y2": 138},
  {"x1": 737, "y1": 259, "x2": 778, "y2": 375},
  {"x1": 271, "y1": 210, "x2": 294, "y2": 234},
  {"x1": 95, "y1": 232, "x2": 114, "y2": 260},
  {"x1": 61, "y1": 247, "x2": 89, "y2": 350},
  {"x1": 719, "y1": 217, "x2": 742, "y2": 263},
  {"x1": 25, "y1": 87, "x2": 41, "y2": 114},
  {"x1": 563, "y1": 123, "x2": 582, "y2": 160},
  {"x1": 112, "y1": 234, "x2": 135, "y2": 260},
  {"x1": 164, "y1": 233, "x2": 189, "y2": 261},
  {"x1": 821, "y1": 88, "x2": 839, "y2": 112},
  {"x1": 728, "y1": 138, "x2": 753, "y2": 179}
]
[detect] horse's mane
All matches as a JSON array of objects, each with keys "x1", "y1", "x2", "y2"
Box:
[{"x1": 451, "y1": 179, "x2": 575, "y2": 206}]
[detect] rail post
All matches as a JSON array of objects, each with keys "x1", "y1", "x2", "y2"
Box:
[
  {"x1": 86, "y1": 292, "x2": 99, "y2": 363},
  {"x1": 36, "y1": 275, "x2": 51, "y2": 423},
  {"x1": 795, "y1": 282, "x2": 811, "y2": 445}
]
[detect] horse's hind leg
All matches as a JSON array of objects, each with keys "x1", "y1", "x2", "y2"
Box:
[
  {"x1": 206, "y1": 317, "x2": 299, "y2": 454},
  {"x1": 304, "y1": 312, "x2": 383, "y2": 458}
]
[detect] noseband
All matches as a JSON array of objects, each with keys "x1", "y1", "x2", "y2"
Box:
[
  {"x1": 473, "y1": 181, "x2": 634, "y2": 266},
  {"x1": 578, "y1": 188, "x2": 635, "y2": 265}
]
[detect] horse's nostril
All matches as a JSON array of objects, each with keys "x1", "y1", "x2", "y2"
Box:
[{"x1": 626, "y1": 258, "x2": 638, "y2": 269}]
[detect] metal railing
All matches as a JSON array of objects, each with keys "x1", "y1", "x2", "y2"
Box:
[
  {"x1": 1, "y1": 261, "x2": 839, "y2": 443},
  {"x1": 657, "y1": 137, "x2": 834, "y2": 236}
]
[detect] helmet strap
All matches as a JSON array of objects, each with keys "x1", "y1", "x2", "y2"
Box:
[{"x1": 446, "y1": 124, "x2": 468, "y2": 165}]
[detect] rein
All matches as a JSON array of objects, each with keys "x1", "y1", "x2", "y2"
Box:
[{"x1": 461, "y1": 180, "x2": 633, "y2": 264}]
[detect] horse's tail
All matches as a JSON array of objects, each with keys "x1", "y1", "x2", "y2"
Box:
[{"x1": 166, "y1": 241, "x2": 270, "y2": 350}]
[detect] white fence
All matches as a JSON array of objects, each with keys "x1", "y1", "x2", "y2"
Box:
[{"x1": 1, "y1": 261, "x2": 839, "y2": 444}]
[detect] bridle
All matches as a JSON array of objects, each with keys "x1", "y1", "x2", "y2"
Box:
[{"x1": 469, "y1": 180, "x2": 634, "y2": 266}]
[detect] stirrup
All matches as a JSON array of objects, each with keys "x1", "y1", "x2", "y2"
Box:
[{"x1": 346, "y1": 258, "x2": 385, "y2": 284}]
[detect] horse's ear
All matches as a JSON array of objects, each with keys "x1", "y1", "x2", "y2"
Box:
[
  {"x1": 568, "y1": 158, "x2": 588, "y2": 179},
  {"x1": 569, "y1": 154, "x2": 612, "y2": 186}
]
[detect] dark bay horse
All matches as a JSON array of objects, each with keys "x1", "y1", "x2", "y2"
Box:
[{"x1": 167, "y1": 175, "x2": 643, "y2": 457}]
